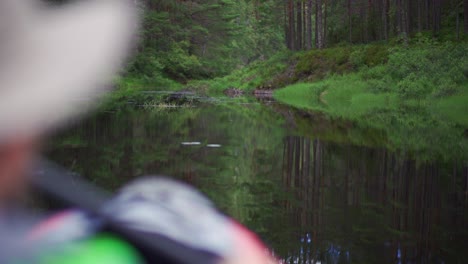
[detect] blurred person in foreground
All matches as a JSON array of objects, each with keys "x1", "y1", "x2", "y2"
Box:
[{"x1": 0, "y1": 0, "x2": 273, "y2": 263}]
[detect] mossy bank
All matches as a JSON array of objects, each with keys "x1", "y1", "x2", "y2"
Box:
[{"x1": 272, "y1": 42, "x2": 468, "y2": 161}]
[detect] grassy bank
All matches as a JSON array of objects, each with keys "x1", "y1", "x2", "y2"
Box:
[
  {"x1": 187, "y1": 51, "x2": 294, "y2": 94},
  {"x1": 103, "y1": 39, "x2": 467, "y2": 160},
  {"x1": 274, "y1": 41, "x2": 468, "y2": 161},
  {"x1": 187, "y1": 42, "x2": 392, "y2": 94},
  {"x1": 98, "y1": 74, "x2": 183, "y2": 110}
]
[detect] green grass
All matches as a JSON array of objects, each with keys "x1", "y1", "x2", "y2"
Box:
[
  {"x1": 99, "y1": 75, "x2": 183, "y2": 110},
  {"x1": 274, "y1": 74, "x2": 399, "y2": 120},
  {"x1": 103, "y1": 41, "x2": 467, "y2": 160},
  {"x1": 433, "y1": 91, "x2": 468, "y2": 127},
  {"x1": 274, "y1": 42, "x2": 468, "y2": 161},
  {"x1": 274, "y1": 83, "x2": 322, "y2": 110},
  {"x1": 190, "y1": 43, "x2": 392, "y2": 95},
  {"x1": 189, "y1": 51, "x2": 293, "y2": 94}
]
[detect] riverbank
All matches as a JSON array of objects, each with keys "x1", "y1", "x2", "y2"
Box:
[
  {"x1": 105, "y1": 39, "x2": 467, "y2": 160},
  {"x1": 274, "y1": 42, "x2": 467, "y2": 124},
  {"x1": 273, "y1": 42, "x2": 468, "y2": 160},
  {"x1": 186, "y1": 40, "x2": 468, "y2": 160}
]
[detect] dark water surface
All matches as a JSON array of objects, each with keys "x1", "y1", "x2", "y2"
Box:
[{"x1": 46, "y1": 96, "x2": 467, "y2": 263}]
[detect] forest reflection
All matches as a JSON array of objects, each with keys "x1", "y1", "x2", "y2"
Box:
[
  {"x1": 46, "y1": 101, "x2": 467, "y2": 263},
  {"x1": 279, "y1": 136, "x2": 467, "y2": 263}
]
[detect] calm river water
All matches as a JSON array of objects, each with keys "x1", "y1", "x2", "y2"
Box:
[{"x1": 46, "y1": 95, "x2": 467, "y2": 263}]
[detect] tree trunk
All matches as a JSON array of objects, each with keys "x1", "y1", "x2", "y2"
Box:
[
  {"x1": 396, "y1": 0, "x2": 402, "y2": 36},
  {"x1": 306, "y1": 0, "x2": 313, "y2": 49},
  {"x1": 433, "y1": 0, "x2": 440, "y2": 35},
  {"x1": 417, "y1": 0, "x2": 422, "y2": 32},
  {"x1": 316, "y1": 0, "x2": 323, "y2": 48},
  {"x1": 402, "y1": 0, "x2": 408, "y2": 43},
  {"x1": 457, "y1": 3, "x2": 460, "y2": 40},
  {"x1": 284, "y1": 0, "x2": 290, "y2": 49},
  {"x1": 368, "y1": 0, "x2": 374, "y2": 41},
  {"x1": 303, "y1": 1, "x2": 307, "y2": 48},
  {"x1": 426, "y1": 0, "x2": 431, "y2": 30},
  {"x1": 383, "y1": 0, "x2": 388, "y2": 40},
  {"x1": 464, "y1": 0, "x2": 468, "y2": 34},
  {"x1": 364, "y1": 1, "x2": 369, "y2": 42},
  {"x1": 324, "y1": 0, "x2": 328, "y2": 46},
  {"x1": 297, "y1": 1, "x2": 303, "y2": 50},
  {"x1": 348, "y1": 0, "x2": 353, "y2": 43},
  {"x1": 289, "y1": 0, "x2": 295, "y2": 50},
  {"x1": 407, "y1": 0, "x2": 412, "y2": 36}
]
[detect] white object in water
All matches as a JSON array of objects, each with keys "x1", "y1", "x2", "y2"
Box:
[
  {"x1": 206, "y1": 144, "x2": 222, "y2": 148},
  {"x1": 181, "y1": 142, "x2": 201, "y2": 146}
]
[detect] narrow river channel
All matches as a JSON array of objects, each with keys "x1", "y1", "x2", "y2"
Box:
[{"x1": 46, "y1": 94, "x2": 467, "y2": 263}]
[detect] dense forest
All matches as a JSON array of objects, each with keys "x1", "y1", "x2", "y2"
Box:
[
  {"x1": 120, "y1": 0, "x2": 468, "y2": 82},
  {"x1": 45, "y1": 0, "x2": 467, "y2": 84},
  {"x1": 93, "y1": 1, "x2": 466, "y2": 145},
  {"x1": 45, "y1": 2, "x2": 468, "y2": 262},
  {"x1": 127, "y1": 0, "x2": 284, "y2": 80},
  {"x1": 284, "y1": 0, "x2": 468, "y2": 49}
]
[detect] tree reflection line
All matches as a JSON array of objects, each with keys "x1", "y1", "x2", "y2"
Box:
[{"x1": 280, "y1": 136, "x2": 468, "y2": 263}]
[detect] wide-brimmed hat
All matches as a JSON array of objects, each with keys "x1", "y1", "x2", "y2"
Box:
[{"x1": 0, "y1": 0, "x2": 138, "y2": 142}]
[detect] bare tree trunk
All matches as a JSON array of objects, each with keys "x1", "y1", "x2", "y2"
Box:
[
  {"x1": 433, "y1": 0, "x2": 439, "y2": 35},
  {"x1": 406, "y1": 0, "x2": 412, "y2": 36},
  {"x1": 361, "y1": 0, "x2": 370, "y2": 43},
  {"x1": 457, "y1": 4, "x2": 460, "y2": 40},
  {"x1": 383, "y1": 0, "x2": 388, "y2": 40},
  {"x1": 417, "y1": 0, "x2": 422, "y2": 32},
  {"x1": 368, "y1": 0, "x2": 374, "y2": 41},
  {"x1": 402, "y1": 0, "x2": 408, "y2": 44},
  {"x1": 464, "y1": 0, "x2": 468, "y2": 34},
  {"x1": 376, "y1": 0, "x2": 381, "y2": 40},
  {"x1": 348, "y1": 0, "x2": 353, "y2": 42},
  {"x1": 425, "y1": 0, "x2": 430, "y2": 30},
  {"x1": 316, "y1": 0, "x2": 324, "y2": 48},
  {"x1": 289, "y1": 0, "x2": 296, "y2": 50},
  {"x1": 396, "y1": 0, "x2": 402, "y2": 36},
  {"x1": 306, "y1": 0, "x2": 313, "y2": 49},
  {"x1": 324, "y1": 0, "x2": 328, "y2": 46},
  {"x1": 303, "y1": 1, "x2": 307, "y2": 48},
  {"x1": 297, "y1": 1, "x2": 303, "y2": 50},
  {"x1": 284, "y1": 0, "x2": 290, "y2": 49}
]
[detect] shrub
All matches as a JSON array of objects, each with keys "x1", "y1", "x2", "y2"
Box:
[
  {"x1": 363, "y1": 45, "x2": 389, "y2": 66},
  {"x1": 295, "y1": 47, "x2": 353, "y2": 80},
  {"x1": 349, "y1": 46, "x2": 366, "y2": 68},
  {"x1": 396, "y1": 73, "x2": 432, "y2": 99},
  {"x1": 127, "y1": 50, "x2": 164, "y2": 78},
  {"x1": 162, "y1": 41, "x2": 203, "y2": 80}
]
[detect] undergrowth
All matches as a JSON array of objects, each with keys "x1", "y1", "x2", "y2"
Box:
[{"x1": 274, "y1": 41, "x2": 468, "y2": 161}]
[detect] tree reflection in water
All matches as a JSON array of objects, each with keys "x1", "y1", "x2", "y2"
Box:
[
  {"x1": 279, "y1": 136, "x2": 467, "y2": 263},
  {"x1": 46, "y1": 101, "x2": 467, "y2": 263}
]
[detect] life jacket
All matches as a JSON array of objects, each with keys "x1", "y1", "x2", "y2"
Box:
[{"x1": 10, "y1": 177, "x2": 270, "y2": 264}]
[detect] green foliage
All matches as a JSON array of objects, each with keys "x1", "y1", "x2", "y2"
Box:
[
  {"x1": 128, "y1": 0, "x2": 284, "y2": 82},
  {"x1": 127, "y1": 50, "x2": 164, "y2": 78},
  {"x1": 349, "y1": 44, "x2": 389, "y2": 68},
  {"x1": 363, "y1": 45, "x2": 389, "y2": 66},
  {"x1": 396, "y1": 73, "x2": 432, "y2": 99},
  {"x1": 274, "y1": 42, "x2": 468, "y2": 161},
  {"x1": 162, "y1": 41, "x2": 202, "y2": 80},
  {"x1": 433, "y1": 91, "x2": 468, "y2": 126},
  {"x1": 387, "y1": 44, "x2": 468, "y2": 99},
  {"x1": 274, "y1": 83, "x2": 322, "y2": 110},
  {"x1": 190, "y1": 51, "x2": 292, "y2": 93},
  {"x1": 98, "y1": 76, "x2": 183, "y2": 111},
  {"x1": 295, "y1": 47, "x2": 354, "y2": 81},
  {"x1": 294, "y1": 45, "x2": 389, "y2": 82}
]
